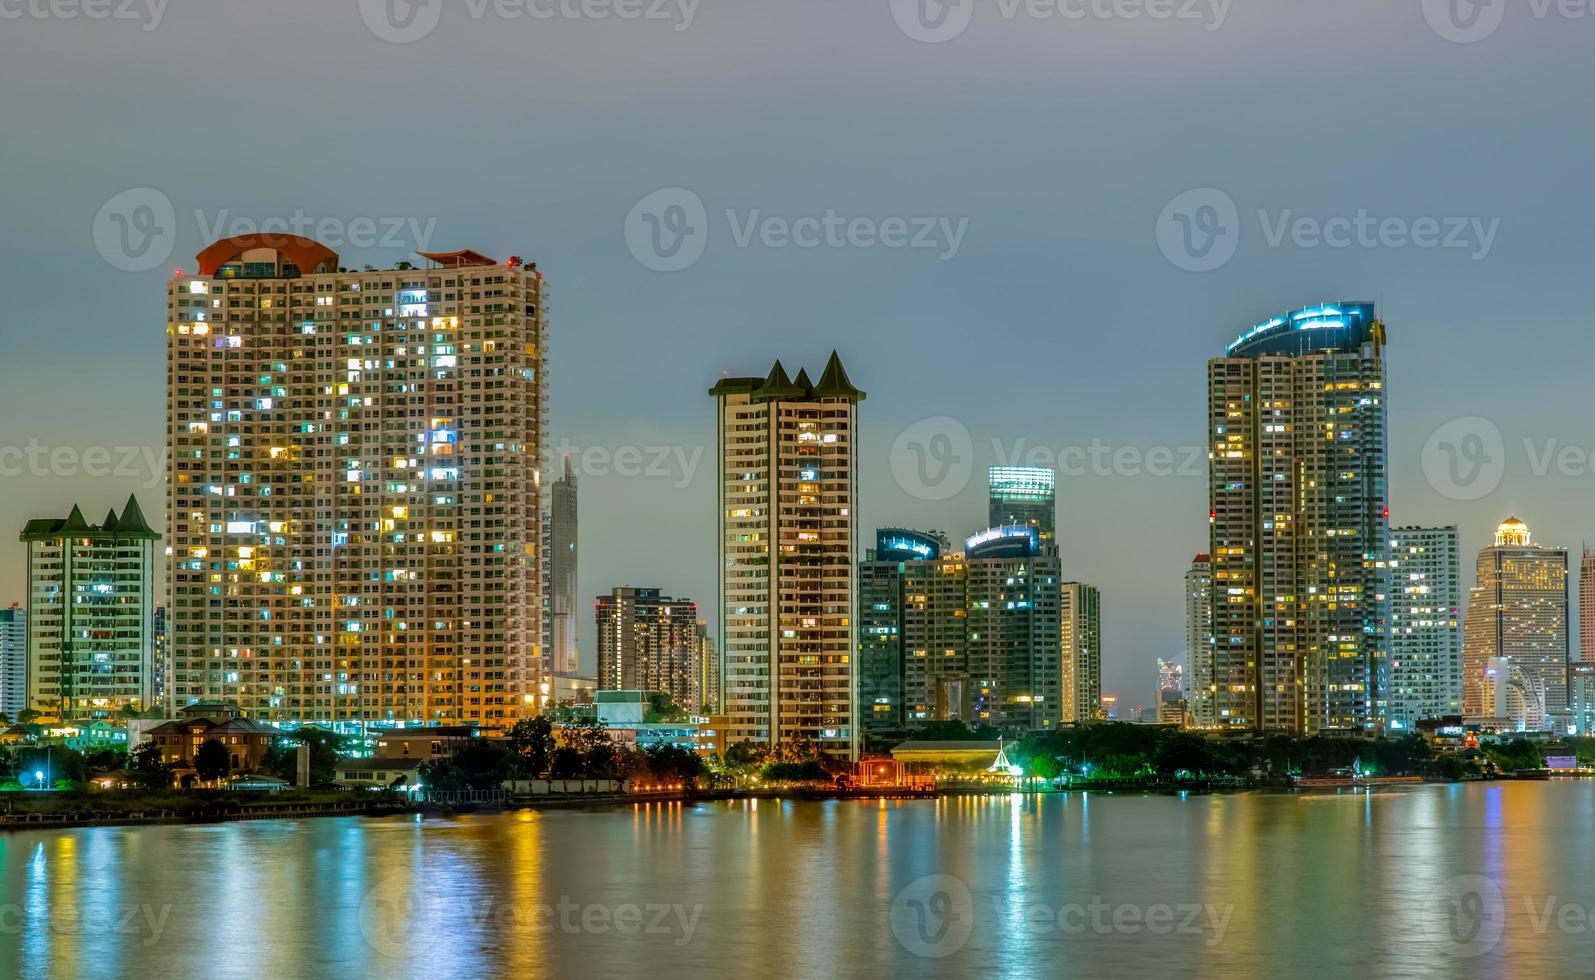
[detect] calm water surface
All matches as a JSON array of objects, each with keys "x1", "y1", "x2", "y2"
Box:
[{"x1": 3, "y1": 783, "x2": 1594, "y2": 979}]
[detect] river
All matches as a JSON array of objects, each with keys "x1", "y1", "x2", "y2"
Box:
[{"x1": 3, "y1": 783, "x2": 1593, "y2": 978}]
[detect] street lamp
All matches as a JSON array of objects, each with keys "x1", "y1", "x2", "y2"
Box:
[{"x1": 33, "y1": 770, "x2": 44, "y2": 792}]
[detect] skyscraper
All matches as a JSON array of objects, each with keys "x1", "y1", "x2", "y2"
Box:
[
  {"x1": 1185, "y1": 554, "x2": 1214, "y2": 727},
  {"x1": 964, "y1": 527, "x2": 1063, "y2": 730},
  {"x1": 1061, "y1": 582, "x2": 1102, "y2": 723},
  {"x1": 711, "y1": 355, "x2": 863, "y2": 757},
  {"x1": 545, "y1": 456, "x2": 580, "y2": 676},
  {"x1": 0, "y1": 605, "x2": 27, "y2": 720},
  {"x1": 20, "y1": 498, "x2": 158, "y2": 720},
  {"x1": 1387, "y1": 526, "x2": 1463, "y2": 729},
  {"x1": 988, "y1": 467, "x2": 1057, "y2": 553},
  {"x1": 1581, "y1": 548, "x2": 1595, "y2": 664},
  {"x1": 693, "y1": 620, "x2": 719, "y2": 715},
  {"x1": 1463, "y1": 517, "x2": 1569, "y2": 730},
  {"x1": 1207, "y1": 303, "x2": 1388, "y2": 733},
  {"x1": 167, "y1": 236, "x2": 546, "y2": 726},
  {"x1": 594, "y1": 588, "x2": 699, "y2": 709},
  {"x1": 858, "y1": 529, "x2": 968, "y2": 733}
]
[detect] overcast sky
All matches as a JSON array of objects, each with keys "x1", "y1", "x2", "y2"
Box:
[{"x1": 3, "y1": 0, "x2": 1592, "y2": 709}]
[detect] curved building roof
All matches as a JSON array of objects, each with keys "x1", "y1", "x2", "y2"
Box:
[
  {"x1": 195, "y1": 235, "x2": 340, "y2": 276},
  {"x1": 1225, "y1": 302, "x2": 1380, "y2": 358}
]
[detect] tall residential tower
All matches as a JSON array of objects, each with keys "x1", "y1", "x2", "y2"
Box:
[
  {"x1": 711, "y1": 355, "x2": 863, "y2": 758},
  {"x1": 166, "y1": 236, "x2": 546, "y2": 727},
  {"x1": 1207, "y1": 303, "x2": 1388, "y2": 733},
  {"x1": 545, "y1": 456, "x2": 580, "y2": 676},
  {"x1": 1387, "y1": 526, "x2": 1463, "y2": 729},
  {"x1": 1462, "y1": 517, "x2": 1569, "y2": 730}
]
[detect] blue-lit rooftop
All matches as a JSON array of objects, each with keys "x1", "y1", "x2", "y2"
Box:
[{"x1": 1225, "y1": 302, "x2": 1379, "y2": 358}]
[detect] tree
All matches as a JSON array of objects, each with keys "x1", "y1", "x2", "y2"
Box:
[
  {"x1": 550, "y1": 746, "x2": 584, "y2": 779},
  {"x1": 194, "y1": 738, "x2": 231, "y2": 785},
  {"x1": 130, "y1": 741, "x2": 172, "y2": 789},
  {"x1": 278, "y1": 727, "x2": 349, "y2": 784},
  {"x1": 506, "y1": 717, "x2": 556, "y2": 777},
  {"x1": 17, "y1": 709, "x2": 40, "y2": 724}
]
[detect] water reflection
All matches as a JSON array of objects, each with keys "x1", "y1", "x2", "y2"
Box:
[{"x1": 1, "y1": 785, "x2": 1594, "y2": 979}]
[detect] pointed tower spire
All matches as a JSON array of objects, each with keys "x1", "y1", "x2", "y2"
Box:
[
  {"x1": 115, "y1": 494, "x2": 159, "y2": 539},
  {"x1": 61, "y1": 505, "x2": 91, "y2": 536},
  {"x1": 813, "y1": 350, "x2": 866, "y2": 401},
  {"x1": 758, "y1": 360, "x2": 805, "y2": 400},
  {"x1": 101, "y1": 508, "x2": 120, "y2": 532}
]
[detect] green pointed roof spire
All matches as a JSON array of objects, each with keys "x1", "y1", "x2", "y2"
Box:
[
  {"x1": 101, "y1": 509, "x2": 120, "y2": 532},
  {"x1": 116, "y1": 494, "x2": 158, "y2": 539},
  {"x1": 759, "y1": 360, "x2": 806, "y2": 400},
  {"x1": 61, "y1": 505, "x2": 91, "y2": 536},
  {"x1": 813, "y1": 350, "x2": 866, "y2": 401},
  {"x1": 793, "y1": 368, "x2": 815, "y2": 392}
]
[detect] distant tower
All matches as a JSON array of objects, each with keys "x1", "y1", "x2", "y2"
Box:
[
  {"x1": 1388, "y1": 526, "x2": 1463, "y2": 728},
  {"x1": 693, "y1": 620, "x2": 719, "y2": 715},
  {"x1": 0, "y1": 605, "x2": 27, "y2": 720},
  {"x1": 1581, "y1": 548, "x2": 1595, "y2": 664},
  {"x1": 547, "y1": 456, "x2": 580, "y2": 676},
  {"x1": 594, "y1": 588, "x2": 699, "y2": 708},
  {"x1": 711, "y1": 354, "x2": 863, "y2": 759},
  {"x1": 21, "y1": 497, "x2": 159, "y2": 720},
  {"x1": 1185, "y1": 554, "x2": 1213, "y2": 727},
  {"x1": 1463, "y1": 517, "x2": 1569, "y2": 730},
  {"x1": 988, "y1": 467, "x2": 1057, "y2": 554},
  {"x1": 859, "y1": 529, "x2": 969, "y2": 733},
  {"x1": 1061, "y1": 582, "x2": 1102, "y2": 723}
]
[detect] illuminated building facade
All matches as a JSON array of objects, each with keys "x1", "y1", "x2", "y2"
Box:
[
  {"x1": 712, "y1": 355, "x2": 863, "y2": 757},
  {"x1": 1387, "y1": 526, "x2": 1463, "y2": 730},
  {"x1": 965, "y1": 527, "x2": 1063, "y2": 730},
  {"x1": 543, "y1": 456, "x2": 580, "y2": 677},
  {"x1": 166, "y1": 237, "x2": 547, "y2": 727},
  {"x1": 1462, "y1": 517, "x2": 1569, "y2": 730},
  {"x1": 1, "y1": 605, "x2": 28, "y2": 720},
  {"x1": 1582, "y1": 549, "x2": 1595, "y2": 663},
  {"x1": 988, "y1": 467, "x2": 1057, "y2": 553},
  {"x1": 1185, "y1": 554, "x2": 1213, "y2": 727},
  {"x1": 693, "y1": 620, "x2": 719, "y2": 714},
  {"x1": 20, "y1": 498, "x2": 158, "y2": 719},
  {"x1": 594, "y1": 588, "x2": 700, "y2": 709},
  {"x1": 858, "y1": 529, "x2": 968, "y2": 732},
  {"x1": 1569, "y1": 663, "x2": 1595, "y2": 735},
  {"x1": 1061, "y1": 582, "x2": 1101, "y2": 723},
  {"x1": 1207, "y1": 303, "x2": 1389, "y2": 733}
]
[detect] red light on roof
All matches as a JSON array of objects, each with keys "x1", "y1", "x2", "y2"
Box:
[{"x1": 507, "y1": 256, "x2": 523, "y2": 269}]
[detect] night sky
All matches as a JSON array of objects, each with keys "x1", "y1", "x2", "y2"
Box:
[{"x1": 4, "y1": 0, "x2": 1593, "y2": 710}]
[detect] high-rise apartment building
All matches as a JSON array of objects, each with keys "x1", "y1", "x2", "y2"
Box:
[
  {"x1": 693, "y1": 620, "x2": 719, "y2": 714},
  {"x1": 166, "y1": 236, "x2": 546, "y2": 727},
  {"x1": 1463, "y1": 517, "x2": 1569, "y2": 730},
  {"x1": 1581, "y1": 548, "x2": 1595, "y2": 664},
  {"x1": 594, "y1": 588, "x2": 699, "y2": 708},
  {"x1": 858, "y1": 529, "x2": 968, "y2": 732},
  {"x1": 1387, "y1": 526, "x2": 1463, "y2": 729},
  {"x1": 1207, "y1": 303, "x2": 1388, "y2": 733},
  {"x1": 20, "y1": 498, "x2": 158, "y2": 719},
  {"x1": 0, "y1": 605, "x2": 27, "y2": 720},
  {"x1": 152, "y1": 604, "x2": 168, "y2": 709},
  {"x1": 1061, "y1": 582, "x2": 1102, "y2": 723},
  {"x1": 544, "y1": 456, "x2": 580, "y2": 676},
  {"x1": 988, "y1": 467, "x2": 1057, "y2": 553},
  {"x1": 965, "y1": 527, "x2": 1063, "y2": 730},
  {"x1": 712, "y1": 355, "x2": 863, "y2": 757},
  {"x1": 1185, "y1": 554, "x2": 1213, "y2": 727}
]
